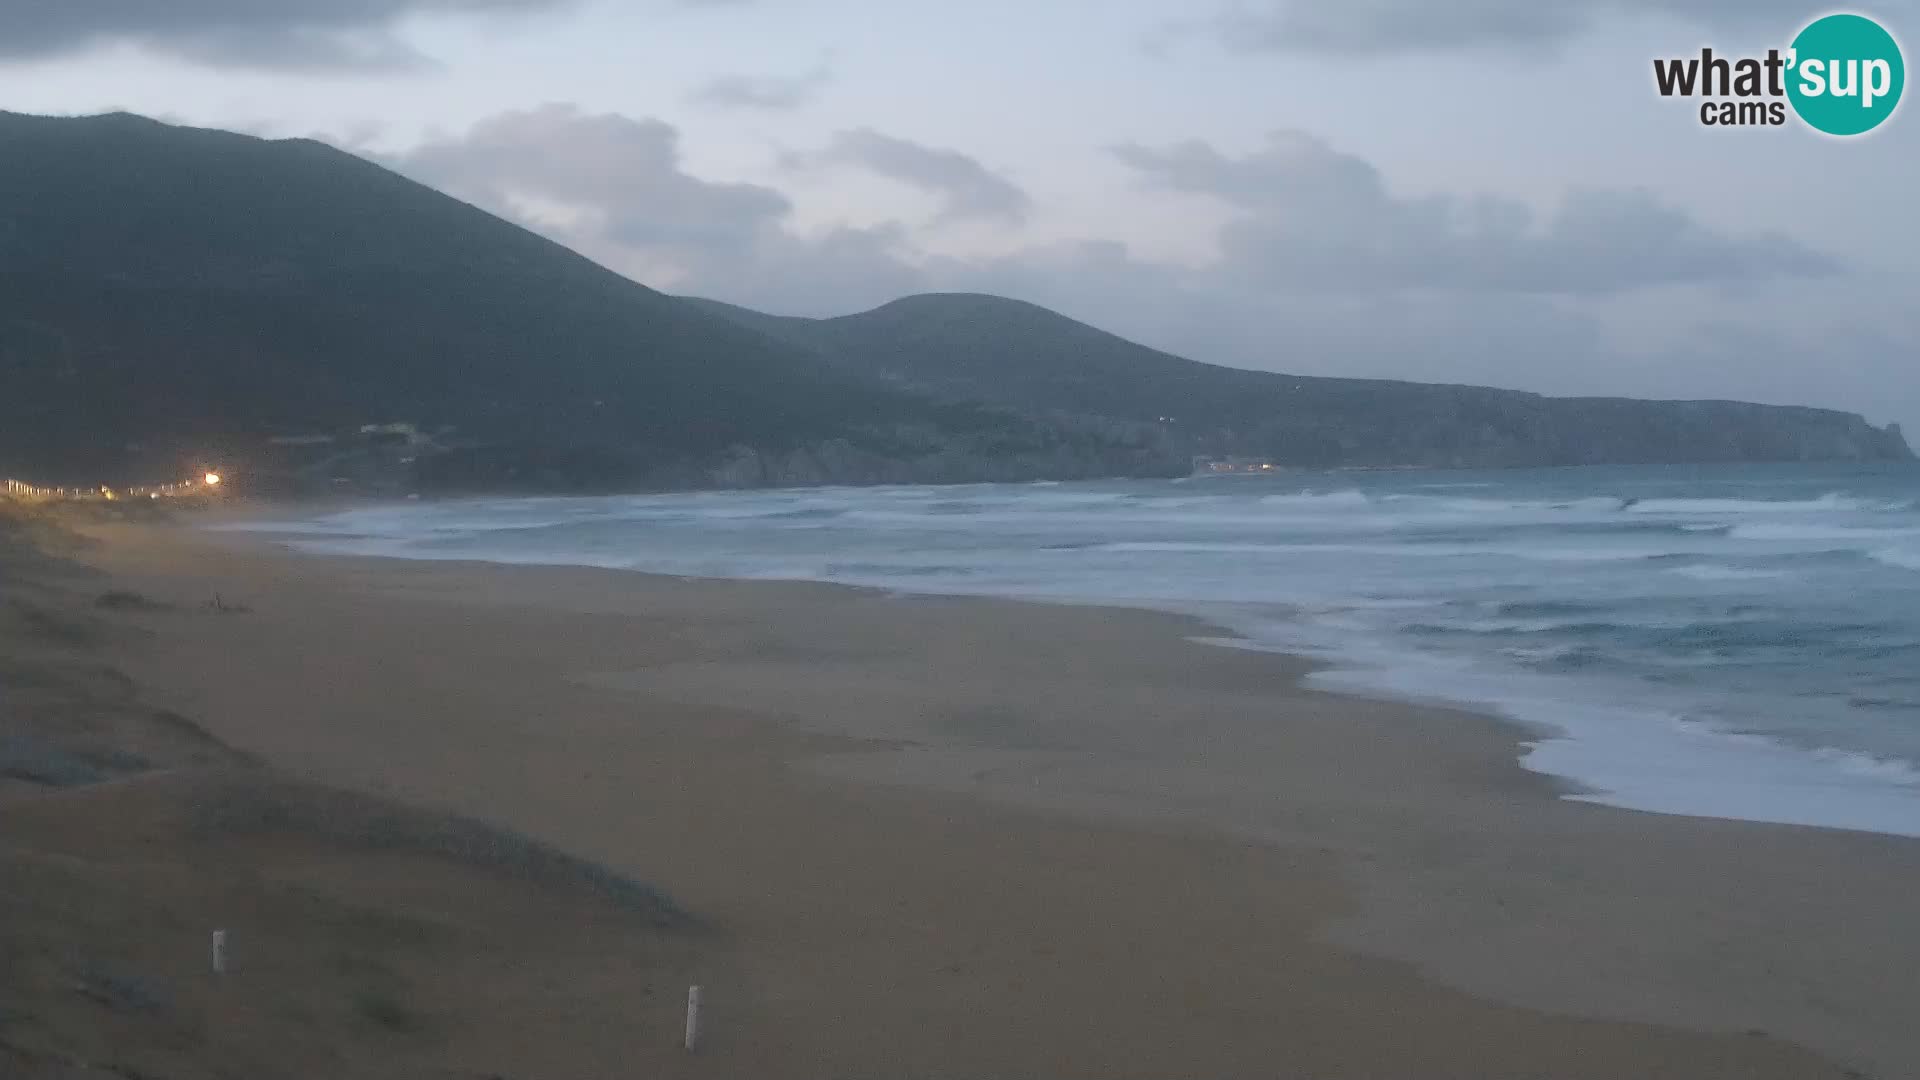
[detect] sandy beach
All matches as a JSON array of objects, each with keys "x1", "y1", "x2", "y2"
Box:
[{"x1": 6, "y1": 505, "x2": 1919, "y2": 1079}]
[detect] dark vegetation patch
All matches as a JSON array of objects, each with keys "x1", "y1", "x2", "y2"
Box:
[
  {"x1": 96, "y1": 591, "x2": 173, "y2": 612},
  {"x1": 192, "y1": 780, "x2": 689, "y2": 928},
  {"x1": 7, "y1": 600, "x2": 107, "y2": 648},
  {"x1": 0, "y1": 737, "x2": 110, "y2": 788},
  {"x1": 68, "y1": 961, "x2": 170, "y2": 1016},
  {"x1": 350, "y1": 988, "x2": 421, "y2": 1033},
  {"x1": 145, "y1": 711, "x2": 237, "y2": 753}
]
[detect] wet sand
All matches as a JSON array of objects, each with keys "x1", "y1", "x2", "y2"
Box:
[{"x1": 25, "y1": 511, "x2": 1920, "y2": 1078}]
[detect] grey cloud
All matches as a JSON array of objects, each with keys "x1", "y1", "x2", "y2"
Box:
[
  {"x1": 1113, "y1": 131, "x2": 1837, "y2": 293},
  {"x1": 367, "y1": 107, "x2": 1909, "y2": 430},
  {"x1": 802, "y1": 129, "x2": 1032, "y2": 224},
  {"x1": 396, "y1": 104, "x2": 792, "y2": 275},
  {"x1": 689, "y1": 63, "x2": 831, "y2": 110},
  {"x1": 689, "y1": 223, "x2": 932, "y2": 315},
  {"x1": 0, "y1": 0, "x2": 570, "y2": 69},
  {"x1": 1202, "y1": 0, "x2": 1875, "y2": 55},
  {"x1": 387, "y1": 104, "x2": 939, "y2": 315},
  {"x1": 390, "y1": 106, "x2": 925, "y2": 308}
]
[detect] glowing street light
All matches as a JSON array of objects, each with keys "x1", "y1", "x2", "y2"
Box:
[{"x1": 203, "y1": 472, "x2": 223, "y2": 487}]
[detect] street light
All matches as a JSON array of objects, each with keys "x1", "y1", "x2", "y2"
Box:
[{"x1": 204, "y1": 472, "x2": 223, "y2": 487}]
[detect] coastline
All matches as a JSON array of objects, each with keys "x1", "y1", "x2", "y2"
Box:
[
  {"x1": 40, "y1": 512, "x2": 1920, "y2": 1076},
  {"x1": 221, "y1": 476, "x2": 1920, "y2": 842}
]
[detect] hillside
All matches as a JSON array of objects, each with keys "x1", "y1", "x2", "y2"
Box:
[
  {"x1": 0, "y1": 110, "x2": 1905, "y2": 494},
  {"x1": 684, "y1": 293, "x2": 1914, "y2": 468},
  {"x1": 0, "y1": 112, "x2": 1168, "y2": 491}
]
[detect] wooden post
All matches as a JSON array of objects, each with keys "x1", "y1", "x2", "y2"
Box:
[
  {"x1": 211, "y1": 930, "x2": 227, "y2": 975},
  {"x1": 684, "y1": 984, "x2": 702, "y2": 1052}
]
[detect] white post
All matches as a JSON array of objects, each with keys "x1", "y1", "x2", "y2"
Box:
[
  {"x1": 211, "y1": 930, "x2": 227, "y2": 975},
  {"x1": 684, "y1": 984, "x2": 702, "y2": 1052}
]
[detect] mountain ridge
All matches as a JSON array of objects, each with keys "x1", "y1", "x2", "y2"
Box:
[
  {"x1": 0, "y1": 109, "x2": 1906, "y2": 495},
  {"x1": 0, "y1": 111, "x2": 1169, "y2": 490},
  {"x1": 682, "y1": 292, "x2": 1914, "y2": 469}
]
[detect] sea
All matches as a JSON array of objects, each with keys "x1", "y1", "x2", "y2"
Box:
[{"x1": 226, "y1": 462, "x2": 1920, "y2": 839}]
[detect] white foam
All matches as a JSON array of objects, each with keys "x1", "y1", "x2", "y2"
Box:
[
  {"x1": 1668, "y1": 565, "x2": 1792, "y2": 582},
  {"x1": 1629, "y1": 492, "x2": 1903, "y2": 514},
  {"x1": 1728, "y1": 523, "x2": 1920, "y2": 542},
  {"x1": 1291, "y1": 642, "x2": 1920, "y2": 837},
  {"x1": 1259, "y1": 490, "x2": 1371, "y2": 507},
  {"x1": 1872, "y1": 547, "x2": 1920, "y2": 572},
  {"x1": 1168, "y1": 603, "x2": 1920, "y2": 839},
  {"x1": 1811, "y1": 746, "x2": 1920, "y2": 784},
  {"x1": 1508, "y1": 546, "x2": 1673, "y2": 562},
  {"x1": 1379, "y1": 494, "x2": 1625, "y2": 514}
]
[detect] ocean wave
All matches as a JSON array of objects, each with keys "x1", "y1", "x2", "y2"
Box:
[
  {"x1": 1628, "y1": 492, "x2": 1908, "y2": 515},
  {"x1": 822, "y1": 562, "x2": 974, "y2": 578},
  {"x1": 1090, "y1": 540, "x2": 1553, "y2": 559},
  {"x1": 1376, "y1": 494, "x2": 1627, "y2": 514},
  {"x1": 1500, "y1": 644, "x2": 1582, "y2": 664},
  {"x1": 232, "y1": 472, "x2": 1920, "y2": 839},
  {"x1": 1091, "y1": 540, "x2": 1442, "y2": 556},
  {"x1": 1727, "y1": 523, "x2": 1920, "y2": 542},
  {"x1": 1873, "y1": 547, "x2": 1920, "y2": 572},
  {"x1": 1809, "y1": 747, "x2": 1920, "y2": 785},
  {"x1": 764, "y1": 507, "x2": 850, "y2": 520},
  {"x1": 1509, "y1": 546, "x2": 1683, "y2": 562},
  {"x1": 1407, "y1": 618, "x2": 1627, "y2": 637},
  {"x1": 1495, "y1": 600, "x2": 1604, "y2": 618},
  {"x1": 1413, "y1": 614, "x2": 1771, "y2": 639},
  {"x1": 1259, "y1": 490, "x2": 1371, "y2": 507},
  {"x1": 1668, "y1": 565, "x2": 1793, "y2": 581}
]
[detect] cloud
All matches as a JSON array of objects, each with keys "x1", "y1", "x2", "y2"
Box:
[
  {"x1": 371, "y1": 105, "x2": 1909, "y2": 429},
  {"x1": 388, "y1": 105, "x2": 930, "y2": 309},
  {"x1": 689, "y1": 62, "x2": 831, "y2": 110},
  {"x1": 1197, "y1": 0, "x2": 1854, "y2": 55},
  {"x1": 796, "y1": 129, "x2": 1032, "y2": 224},
  {"x1": 1111, "y1": 131, "x2": 1837, "y2": 293},
  {"x1": 0, "y1": 0, "x2": 572, "y2": 70},
  {"x1": 387, "y1": 108, "x2": 1833, "y2": 309},
  {"x1": 397, "y1": 104, "x2": 791, "y2": 272}
]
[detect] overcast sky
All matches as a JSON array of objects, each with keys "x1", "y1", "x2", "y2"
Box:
[{"x1": 2, "y1": 0, "x2": 1916, "y2": 431}]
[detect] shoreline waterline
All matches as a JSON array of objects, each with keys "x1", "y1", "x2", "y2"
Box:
[
  {"x1": 214, "y1": 462, "x2": 1920, "y2": 839},
  {"x1": 92, "y1": 510, "x2": 1920, "y2": 1077}
]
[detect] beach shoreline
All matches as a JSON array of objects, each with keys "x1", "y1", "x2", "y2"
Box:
[
  {"x1": 216, "y1": 474, "x2": 1920, "y2": 843},
  {"x1": 27, "y1": 509, "x2": 1920, "y2": 1077}
]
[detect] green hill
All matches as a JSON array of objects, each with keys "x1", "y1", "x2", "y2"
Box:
[
  {"x1": 0, "y1": 110, "x2": 1905, "y2": 495},
  {"x1": 0, "y1": 112, "x2": 1167, "y2": 491},
  {"x1": 683, "y1": 293, "x2": 1913, "y2": 468}
]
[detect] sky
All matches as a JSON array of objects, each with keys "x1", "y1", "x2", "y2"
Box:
[{"x1": 1, "y1": 0, "x2": 1916, "y2": 432}]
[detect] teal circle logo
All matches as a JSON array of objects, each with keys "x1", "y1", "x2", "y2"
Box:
[{"x1": 1787, "y1": 13, "x2": 1905, "y2": 136}]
